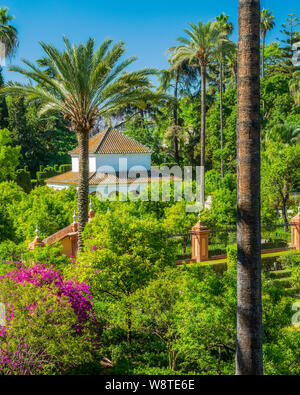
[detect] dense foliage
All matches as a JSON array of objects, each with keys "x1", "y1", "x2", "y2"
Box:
[
  {"x1": 0, "y1": 6, "x2": 299, "y2": 375},
  {"x1": 0, "y1": 263, "x2": 101, "y2": 375}
]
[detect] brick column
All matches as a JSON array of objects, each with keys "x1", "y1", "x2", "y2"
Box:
[
  {"x1": 28, "y1": 237, "x2": 45, "y2": 250},
  {"x1": 290, "y1": 208, "x2": 300, "y2": 250},
  {"x1": 191, "y1": 220, "x2": 211, "y2": 262},
  {"x1": 28, "y1": 225, "x2": 45, "y2": 250}
]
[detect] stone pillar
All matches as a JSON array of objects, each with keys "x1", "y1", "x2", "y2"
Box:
[
  {"x1": 290, "y1": 207, "x2": 300, "y2": 250},
  {"x1": 191, "y1": 220, "x2": 211, "y2": 262},
  {"x1": 88, "y1": 210, "x2": 95, "y2": 222},
  {"x1": 28, "y1": 225, "x2": 45, "y2": 250},
  {"x1": 28, "y1": 237, "x2": 45, "y2": 250}
]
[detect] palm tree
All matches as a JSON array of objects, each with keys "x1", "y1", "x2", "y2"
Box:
[
  {"x1": 216, "y1": 13, "x2": 234, "y2": 37},
  {"x1": 260, "y1": 8, "x2": 275, "y2": 79},
  {"x1": 226, "y1": 46, "x2": 238, "y2": 88},
  {"x1": 2, "y1": 37, "x2": 161, "y2": 250},
  {"x1": 159, "y1": 68, "x2": 181, "y2": 162},
  {"x1": 265, "y1": 122, "x2": 300, "y2": 145},
  {"x1": 0, "y1": 7, "x2": 18, "y2": 61},
  {"x1": 169, "y1": 21, "x2": 227, "y2": 207},
  {"x1": 159, "y1": 60, "x2": 197, "y2": 163},
  {"x1": 0, "y1": 7, "x2": 18, "y2": 128},
  {"x1": 236, "y1": 0, "x2": 263, "y2": 375},
  {"x1": 215, "y1": 14, "x2": 234, "y2": 178}
]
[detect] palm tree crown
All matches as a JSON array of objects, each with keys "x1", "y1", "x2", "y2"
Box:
[
  {"x1": 266, "y1": 122, "x2": 300, "y2": 145},
  {"x1": 169, "y1": 21, "x2": 227, "y2": 69},
  {"x1": 260, "y1": 8, "x2": 275, "y2": 40},
  {"x1": 0, "y1": 7, "x2": 18, "y2": 59},
  {"x1": 216, "y1": 13, "x2": 234, "y2": 36},
  {"x1": 260, "y1": 8, "x2": 275, "y2": 79},
  {"x1": 4, "y1": 37, "x2": 159, "y2": 132},
  {"x1": 1, "y1": 37, "x2": 162, "y2": 250}
]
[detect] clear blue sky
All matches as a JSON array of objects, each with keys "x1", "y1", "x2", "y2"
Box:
[{"x1": 2, "y1": 0, "x2": 300, "y2": 84}]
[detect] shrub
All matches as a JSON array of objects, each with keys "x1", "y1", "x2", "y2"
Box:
[
  {"x1": 291, "y1": 265, "x2": 300, "y2": 289},
  {"x1": 16, "y1": 167, "x2": 32, "y2": 193},
  {"x1": 24, "y1": 243, "x2": 71, "y2": 271},
  {"x1": 226, "y1": 244, "x2": 237, "y2": 272},
  {"x1": 277, "y1": 251, "x2": 300, "y2": 269},
  {"x1": 0, "y1": 264, "x2": 101, "y2": 375},
  {"x1": 0, "y1": 240, "x2": 24, "y2": 266}
]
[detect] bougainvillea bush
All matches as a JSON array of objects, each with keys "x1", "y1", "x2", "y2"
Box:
[{"x1": 0, "y1": 264, "x2": 101, "y2": 375}]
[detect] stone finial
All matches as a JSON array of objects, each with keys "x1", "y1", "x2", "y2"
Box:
[
  {"x1": 35, "y1": 224, "x2": 40, "y2": 238},
  {"x1": 73, "y1": 210, "x2": 77, "y2": 224},
  {"x1": 198, "y1": 211, "x2": 201, "y2": 223},
  {"x1": 89, "y1": 198, "x2": 93, "y2": 212}
]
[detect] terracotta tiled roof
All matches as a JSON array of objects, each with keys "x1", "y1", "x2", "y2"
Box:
[
  {"x1": 46, "y1": 169, "x2": 182, "y2": 186},
  {"x1": 70, "y1": 128, "x2": 152, "y2": 155},
  {"x1": 46, "y1": 171, "x2": 96, "y2": 185},
  {"x1": 43, "y1": 223, "x2": 77, "y2": 245}
]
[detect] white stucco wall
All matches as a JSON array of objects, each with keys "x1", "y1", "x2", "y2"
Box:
[
  {"x1": 47, "y1": 183, "x2": 71, "y2": 191},
  {"x1": 71, "y1": 154, "x2": 151, "y2": 173},
  {"x1": 96, "y1": 154, "x2": 151, "y2": 172},
  {"x1": 72, "y1": 156, "x2": 97, "y2": 172},
  {"x1": 72, "y1": 157, "x2": 79, "y2": 172}
]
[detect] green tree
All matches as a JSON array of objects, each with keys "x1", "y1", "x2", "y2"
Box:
[
  {"x1": 0, "y1": 128, "x2": 20, "y2": 182},
  {"x1": 163, "y1": 202, "x2": 198, "y2": 253},
  {"x1": 69, "y1": 204, "x2": 176, "y2": 344},
  {"x1": 0, "y1": 68, "x2": 8, "y2": 129},
  {"x1": 131, "y1": 268, "x2": 184, "y2": 370},
  {"x1": 279, "y1": 12, "x2": 300, "y2": 74},
  {"x1": 8, "y1": 185, "x2": 77, "y2": 242},
  {"x1": 2, "y1": 37, "x2": 163, "y2": 250},
  {"x1": 0, "y1": 181, "x2": 25, "y2": 243},
  {"x1": 262, "y1": 143, "x2": 300, "y2": 231}
]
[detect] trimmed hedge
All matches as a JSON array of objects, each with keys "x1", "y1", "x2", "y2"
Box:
[
  {"x1": 36, "y1": 164, "x2": 72, "y2": 185},
  {"x1": 16, "y1": 166, "x2": 32, "y2": 193},
  {"x1": 15, "y1": 164, "x2": 72, "y2": 192}
]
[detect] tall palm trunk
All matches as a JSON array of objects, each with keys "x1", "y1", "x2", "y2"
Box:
[
  {"x1": 200, "y1": 64, "x2": 206, "y2": 208},
  {"x1": 236, "y1": 0, "x2": 263, "y2": 376},
  {"x1": 78, "y1": 130, "x2": 90, "y2": 251},
  {"x1": 139, "y1": 108, "x2": 145, "y2": 129},
  {"x1": 220, "y1": 60, "x2": 224, "y2": 179},
  {"x1": 173, "y1": 71, "x2": 179, "y2": 163},
  {"x1": 261, "y1": 32, "x2": 265, "y2": 79}
]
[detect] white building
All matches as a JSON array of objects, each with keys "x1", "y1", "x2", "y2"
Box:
[{"x1": 46, "y1": 127, "x2": 175, "y2": 198}]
